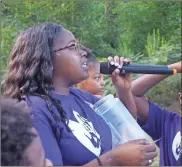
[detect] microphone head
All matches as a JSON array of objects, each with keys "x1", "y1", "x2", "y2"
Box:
[
  {"x1": 89, "y1": 61, "x2": 101, "y2": 74},
  {"x1": 100, "y1": 62, "x2": 111, "y2": 74}
]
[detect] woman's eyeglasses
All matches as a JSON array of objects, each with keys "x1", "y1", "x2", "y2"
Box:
[{"x1": 53, "y1": 42, "x2": 81, "y2": 53}]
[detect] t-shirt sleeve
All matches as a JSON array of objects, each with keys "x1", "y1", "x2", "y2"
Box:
[
  {"x1": 138, "y1": 101, "x2": 171, "y2": 141},
  {"x1": 31, "y1": 107, "x2": 63, "y2": 166}
]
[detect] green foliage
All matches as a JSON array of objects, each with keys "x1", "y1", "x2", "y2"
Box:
[
  {"x1": 0, "y1": 3, "x2": 180, "y2": 166},
  {"x1": 0, "y1": 0, "x2": 181, "y2": 108},
  {"x1": 104, "y1": 76, "x2": 116, "y2": 97},
  {"x1": 145, "y1": 29, "x2": 166, "y2": 58},
  {"x1": 145, "y1": 29, "x2": 181, "y2": 65},
  {"x1": 147, "y1": 74, "x2": 181, "y2": 108},
  {"x1": 1, "y1": 0, "x2": 181, "y2": 62}
]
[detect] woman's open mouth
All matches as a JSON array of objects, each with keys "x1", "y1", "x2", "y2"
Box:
[{"x1": 81, "y1": 62, "x2": 89, "y2": 70}]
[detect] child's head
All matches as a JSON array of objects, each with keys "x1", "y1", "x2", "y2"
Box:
[
  {"x1": 1, "y1": 99, "x2": 52, "y2": 166},
  {"x1": 76, "y1": 47, "x2": 105, "y2": 98},
  {"x1": 77, "y1": 65, "x2": 105, "y2": 98}
]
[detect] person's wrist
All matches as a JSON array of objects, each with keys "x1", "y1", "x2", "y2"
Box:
[
  {"x1": 96, "y1": 157, "x2": 103, "y2": 166},
  {"x1": 101, "y1": 149, "x2": 120, "y2": 166},
  {"x1": 116, "y1": 86, "x2": 131, "y2": 93},
  {"x1": 109, "y1": 146, "x2": 125, "y2": 166},
  {"x1": 116, "y1": 87, "x2": 132, "y2": 99}
]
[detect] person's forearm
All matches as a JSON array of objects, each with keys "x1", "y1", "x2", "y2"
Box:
[
  {"x1": 132, "y1": 62, "x2": 181, "y2": 97},
  {"x1": 131, "y1": 62, "x2": 181, "y2": 121},
  {"x1": 131, "y1": 74, "x2": 168, "y2": 96},
  {"x1": 84, "y1": 151, "x2": 117, "y2": 166},
  {"x1": 116, "y1": 88, "x2": 137, "y2": 118}
]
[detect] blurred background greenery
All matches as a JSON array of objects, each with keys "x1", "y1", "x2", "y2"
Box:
[
  {"x1": 0, "y1": 0, "x2": 181, "y2": 165},
  {"x1": 0, "y1": 0, "x2": 181, "y2": 111}
]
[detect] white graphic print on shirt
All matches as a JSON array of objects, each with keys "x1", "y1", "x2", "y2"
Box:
[
  {"x1": 172, "y1": 131, "x2": 182, "y2": 161},
  {"x1": 68, "y1": 110, "x2": 101, "y2": 156}
]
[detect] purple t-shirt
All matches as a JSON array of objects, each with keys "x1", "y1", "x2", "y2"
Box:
[
  {"x1": 138, "y1": 101, "x2": 182, "y2": 166},
  {"x1": 26, "y1": 88, "x2": 112, "y2": 166}
]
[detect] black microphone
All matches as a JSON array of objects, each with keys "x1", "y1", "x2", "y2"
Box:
[{"x1": 99, "y1": 62, "x2": 177, "y2": 75}]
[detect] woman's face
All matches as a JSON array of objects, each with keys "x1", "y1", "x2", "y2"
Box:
[{"x1": 52, "y1": 28, "x2": 88, "y2": 85}]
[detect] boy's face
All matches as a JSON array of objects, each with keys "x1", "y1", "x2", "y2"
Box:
[{"x1": 78, "y1": 67, "x2": 105, "y2": 97}]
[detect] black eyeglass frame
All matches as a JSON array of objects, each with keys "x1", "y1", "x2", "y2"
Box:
[{"x1": 53, "y1": 42, "x2": 81, "y2": 53}]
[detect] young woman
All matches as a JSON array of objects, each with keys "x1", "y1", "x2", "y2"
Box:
[
  {"x1": 131, "y1": 61, "x2": 182, "y2": 166},
  {"x1": 2, "y1": 23, "x2": 157, "y2": 166},
  {"x1": 1, "y1": 98, "x2": 53, "y2": 166}
]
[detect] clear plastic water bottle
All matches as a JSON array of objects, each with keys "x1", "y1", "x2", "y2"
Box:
[{"x1": 93, "y1": 94, "x2": 148, "y2": 148}]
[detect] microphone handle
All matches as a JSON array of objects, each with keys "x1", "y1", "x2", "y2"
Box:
[
  {"x1": 123, "y1": 64, "x2": 169, "y2": 68},
  {"x1": 122, "y1": 65, "x2": 174, "y2": 74},
  {"x1": 107, "y1": 63, "x2": 176, "y2": 75}
]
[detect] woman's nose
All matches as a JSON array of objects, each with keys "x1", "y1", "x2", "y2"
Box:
[{"x1": 80, "y1": 50, "x2": 87, "y2": 58}]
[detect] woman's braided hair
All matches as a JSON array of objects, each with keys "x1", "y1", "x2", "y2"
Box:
[{"x1": 2, "y1": 23, "x2": 68, "y2": 139}]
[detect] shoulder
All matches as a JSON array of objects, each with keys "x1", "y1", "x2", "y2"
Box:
[
  {"x1": 20, "y1": 95, "x2": 47, "y2": 112},
  {"x1": 26, "y1": 95, "x2": 47, "y2": 106},
  {"x1": 149, "y1": 101, "x2": 169, "y2": 115},
  {"x1": 71, "y1": 88, "x2": 99, "y2": 104},
  {"x1": 149, "y1": 101, "x2": 181, "y2": 122},
  {"x1": 22, "y1": 95, "x2": 54, "y2": 120}
]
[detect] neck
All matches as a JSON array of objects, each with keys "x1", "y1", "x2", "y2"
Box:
[{"x1": 52, "y1": 76, "x2": 71, "y2": 95}]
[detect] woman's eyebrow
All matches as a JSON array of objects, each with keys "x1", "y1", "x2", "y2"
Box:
[{"x1": 67, "y1": 39, "x2": 76, "y2": 45}]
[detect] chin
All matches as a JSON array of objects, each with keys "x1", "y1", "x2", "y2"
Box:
[{"x1": 75, "y1": 74, "x2": 88, "y2": 85}]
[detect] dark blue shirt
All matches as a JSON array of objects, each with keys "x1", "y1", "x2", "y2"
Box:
[
  {"x1": 138, "y1": 101, "x2": 182, "y2": 166},
  {"x1": 26, "y1": 88, "x2": 112, "y2": 166}
]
